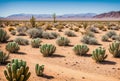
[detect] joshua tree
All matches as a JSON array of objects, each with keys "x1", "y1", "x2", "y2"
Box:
[
  {"x1": 30, "y1": 16, "x2": 36, "y2": 27},
  {"x1": 52, "y1": 13, "x2": 56, "y2": 23}
]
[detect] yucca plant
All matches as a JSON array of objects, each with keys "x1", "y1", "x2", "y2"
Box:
[
  {"x1": 4, "y1": 59, "x2": 31, "y2": 81},
  {"x1": 92, "y1": 47, "x2": 107, "y2": 63},
  {"x1": 35, "y1": 64, "x2": 44, "y2": 76},
  {"x1": 56, "y1": 37, "x2": 70, "y2": 46},
  {"x1": 0, "y1": 28, "x2": 10, "y2": 42},
  {"x1": 0, "y1": 50, "x2": 9, "y2": 64},
  {"x1": 73, "y1": 44, "x2": 89, "y2": 56},
  {"x1": 31, "y1": 38, "x2": 41, "y2": 48},
  {"x1": 108, "y1": 41, "x2": 120, "y2": 57},
  {"x1": 6, "y1": 42, "x2": 20, "y2": 53},
  {"x1": 40, "y1": 44, "x2": 56, "y2": 57}
]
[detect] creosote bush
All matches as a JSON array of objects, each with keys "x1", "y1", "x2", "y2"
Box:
[
  {"x1": 14, "y1": 37, "x2": 29, "y2": 45},
  {"x1": 0, "y1": 28, "x2": 10, "y2": 42},
  {"x1": 64, "y1": 30, "x2": 76, "y2": 37}
]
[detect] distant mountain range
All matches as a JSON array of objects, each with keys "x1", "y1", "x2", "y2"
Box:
[{"x1": 0, "y1": 11, "x2": 120, "y2": 20}]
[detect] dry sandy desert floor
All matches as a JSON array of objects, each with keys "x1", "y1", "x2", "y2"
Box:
[{"x1": 0, "y1": 23, "x2": 120, "y2": 81}]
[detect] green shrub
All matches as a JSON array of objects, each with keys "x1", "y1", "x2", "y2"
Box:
[
  {"x1": 81, "y1": 35, "x2": 98, "y2": 45},
  {"x1": 111, "y1": 35, "x2": 120, "y2": 41},
  {"x1": 64, "y1": 30, "x2": 76, "y2": 37},
  {"x1": 4, "y1": 59, "x2": 31, "y2": 81},
  {"x1": 35, "y1": 64, "x2": 44, "y2": 76},
  {"x1": 56, "y1": 37, "x2": 70, "y2": 46},
  {"x1": 40, "y1": 44, "x2": 56, "y2": 57},
  {"x1": 51, "y1": 32, "x2": 60, "y2": 38},
  {"x1": 0, "y1": 28, "x2": 10, "y2": 42},
  {"x1": 27, "y1": 28, "x2": 43, "y2": 38},
  {"x1": 14, "y1": 37, "x2": 29, "y2": 45},
  {"x1": 17, "y1": 27, "x2": 27, "y2": 36},
  {"x1": 31, "y1": 38, "x2": 41, "y2": 48},
  {"x1": 101, "y1": 35, "x2": 109, "y2": 42},
  {"x1": 0, "y1": 50, "x2": 9, "y2": 64},
  {"x1": 106, "y1": 30, "x2": 117, "y2": 38},
  {"x1": 109, "y1": 41, "x2": 120, "y2": 57},
  {"x1": 6, "y1": 42, "x2": 20, "y2": 53},
  {"x1": 92, "y1": 47, "x2": 107, "y2": 63},
  {"x1": 73, "y1": 44, "x2": 89, "y2": 56}
]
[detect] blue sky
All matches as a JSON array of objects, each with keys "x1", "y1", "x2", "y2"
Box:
[{"x1": 0, "y1": 0, "x2": 120, "y2": 17}]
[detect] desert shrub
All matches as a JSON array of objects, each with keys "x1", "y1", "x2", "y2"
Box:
[
  {"x1": 56, "y1": 37, "x2": 70, "y2": 46},
  {"x1": 14, "y1": 37, "x2": 29, "y2": 45},
  {"x1": 40, "y1": 44, "x2": 56, "y2": 57},
  {"x1": 73, "y1": 44, "x2": 89, "y2": 56},
  {"x1": 84, "y1": 31, "x2": 95, "y2": 37},
  {"x1": 0, "y1": 50, "x2": 9, "y2": 64},
  {"x1": 56, "y1": 24, "x2": 64, "y2": 32},
  {"x1": 10, "y1": 30, "x2": 16, "y2": 35},
  {"x1": 89, "y1": 27, "x2": 99, "y2": 33},
  {"x1": 81, "y1": 35, "x2": 98, "y2": 45},
  {"x1": 51, "y1": 32, "x2": 60, "y2": 38},
  {"x1": 27, "y1": 28, "x2": 43, "y2": 38},
  {"x1": 6, "y1": 42, "x2": 20, "y2": 53},
  {"x1": 0, "y1": 28, "x2": 10, "y2": 42},
  {"x1": 8, "y1": 27, "x2": 15, "y2": 32},
  {"x1": 17, "y1": 27, "x2": 27, "y2": 36},
  {"x1": 92, "y1": 47, "x2": 107, "y2": 63},
  {"x1": 64, "y1": 30, "x2": 76, "y2": 37},
  {"x1": 101, "y1": 35, "x2": 109, "y2": 42},
  {"x1": 4, "y1": 59, "x2": 31, "y2": 81},
  {"x1": 31, "y1": 38, "x2": 41, "y2": 48},
  {"x1": 106, "y1": 30, "x2": 117, "y2": 38},
  {"x1": 35, "y1": 64, "x2": 44, "y2": 76},
  {"x1": 109, "y1": 41, "x2": 120, "y2": 57},
  {"x1": 42, "y1": 31, "x2": 55, "y2": 39},
  {"x1": 74, "y1": 27, "x2": 79, "y2": 32},
  {"x1": 111, "y1": 35, "x2": 120, "y2": 41}
]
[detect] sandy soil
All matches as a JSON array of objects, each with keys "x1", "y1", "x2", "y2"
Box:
[{"x1": 0, "y1": 27, "x2": 120, "y2": 81}]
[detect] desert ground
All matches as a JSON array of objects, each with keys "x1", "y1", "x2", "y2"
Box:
[{"x1": 0, "y1": 21, "x2": 120, "y2": 81}]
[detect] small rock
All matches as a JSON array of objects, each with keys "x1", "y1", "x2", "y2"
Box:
[
  {"x1": 82, "y1": 77, "x2": 85, "y2": 79},
  {"x1": 117, "y1": 68, "x2": 120, "y2": 70},
  {"x1": 112, "y1": 68, "x2": 115, "y2": 69},
  {"x1": 97, "y1": 66, "x2": 99, "y2": 68},
  {"x1": 65, "y1": 63, "x2": 68, "y2": 64}
]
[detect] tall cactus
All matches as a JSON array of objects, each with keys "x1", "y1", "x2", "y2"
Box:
[
  {"x1": 40, "y1": 44, "x2": 56, "y2": 57},
  {"x1": 35, "y1": 64, "x2": 44, "y2": 76},
  {"x1": 108, "y1": 41, "x2": 120, "y2": 57},
  {"x1": 6, "y1": 42, "x2": 20, "y2": 53},
  {"x1": 4, "y1": 59, "x2": 31, "y2": 81},
  {"x1": 92, "y1": 47, "x2": 107, "y2": 63},
  {"x1": 0, "y1": 28, "x2": 10, "y2": 42},
  {"x1": 53, "y1": 13, "x2": 56, "y2": 23},
  {"x1": 30, "y1": 16, "x2": 36, "y2": 27},
  {"x1": 0, "y1": 50, "x2": 9, "y2": 64},
  {"x1": 73, "y1": 44, "x2": 89, "y2": 56}
]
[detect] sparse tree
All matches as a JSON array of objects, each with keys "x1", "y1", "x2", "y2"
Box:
[
  {"x1": 53, "y1": 13, "x2": 56, "y2": 23},
  {"x1": 30, "y1": 16, "x2": 36, "y2": 27}
]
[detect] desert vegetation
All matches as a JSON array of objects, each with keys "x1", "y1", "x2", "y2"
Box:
[{"x1": 0, "y1": 18, "x2": 120, "y2": 81}]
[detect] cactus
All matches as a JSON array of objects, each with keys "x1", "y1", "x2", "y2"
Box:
[
  {"x1": 6, "y1": 42, "x2": 20, "y2": 53},
  {"x1": 52, "y1": 13, "x2": 56, "y2": 23},
  {"x1": 4, "y1": 59, "x2": 31, "y2": 81},
  {"x1": 0, "y1": 50, "x2": 9, "y2": 64},
  {"x1": 108, "y1": 41, "x2": 120, "y2": 57},
  {"x1": 35, "y1": 64, "x2": 44, "y2": 76},
  {"x1": 92, "y1": 47, "x2": 107, "y2": 63},
  {"x1": 30, "y1": 16, "x2": 36, "y2": 27},
  {"x1": 40, "y1": 44, "x2": 56, "y2": 57},
  {"x1": 0, "y1": 28, "x2": 10, "y2": 42},
  {"x1": 56, "y1": 37, "x2": 70, "y2": 46},
  {"x1": 73, "y1": 44, "x2": 89, "y2": 56},
  {"x1": 31, "y1": 38, "x2": 41, "y2": 48}
]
